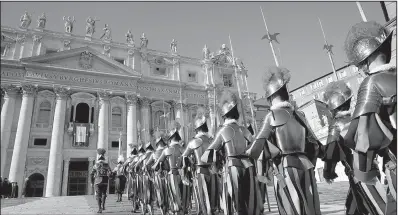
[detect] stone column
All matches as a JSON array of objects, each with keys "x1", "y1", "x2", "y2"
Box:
[
  {"x1": 61, "y1": 158, "x2": 70, "y2": 196},
  {"x1": 8, "y1": 84, "x2": 37, "y2": 188},
  {"x1": 97, "y1": 91, "x2": 112, "y2": 153},
  {"x1": 125, "y1": 93, "x2": 138, "y2": 156},
  {"x1": 1, "y1": 85, "x2": 19, "y2": 176},
  {"x1": 175, "y1": 103, "x2": 188, "y2": 141},
  {"x1": 13, "y1": 34, "x2": 26, "y2": 59},
  {"x1": 87, "y1": 157, "x2": 96, "y2": 195},
  {"x1": 127, "y1": 49, "x2": 135, "y2": 69},
  {"x1": 140, "y1": 97, "x2": 151, "y2": 144},
  {"x1": 45, "y1": 86, "x2": 70, "y2": 197},
  {"x1": 32, "y1": 35, "x2": 43, "y2": 56}
]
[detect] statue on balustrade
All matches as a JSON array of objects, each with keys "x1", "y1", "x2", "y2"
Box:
[
  {"x1": 63, "y1": 16, "x2": 75, "y2": 34},
  {"x1": 19, "y1": 11, "x2": 32, "y2": 29},
  {"x1": 37, "y1": 13, "x2": 46, "y2": 29}
]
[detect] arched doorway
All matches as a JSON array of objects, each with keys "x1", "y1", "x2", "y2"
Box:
[
  {"x1": 28, "y1": 173, "x2": 45, "y2": 197},
  {"x1": 75, "y1": 103, "x2": 90, "y2": 123}
]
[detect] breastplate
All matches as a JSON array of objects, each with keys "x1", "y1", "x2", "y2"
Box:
[
  {"x1": 166, "y1": 145, "x2": 182, "y2": 169},
  {"x1": 153, "y1": 148, "x2": 164, "y2": 160},
  {"x1": 193, "y1": 136, "x2": 211, "y2": 166},
  {"x1": 275, "y1": 117, "x2": 306, "y2": 154},
  {"x1": 222, "y1": 124, "x2": 247, "y2": 157}
]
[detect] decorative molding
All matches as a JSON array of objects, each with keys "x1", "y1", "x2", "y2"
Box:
[
  {"x1": 1, "y1": 85, "x2": 20, "y2": 97},
  {"x1": 97, "y1": 90, "x2": 112, "y2": 101},
  {"x1": 53, "y1": 85, "x2": 71, "y2": 100},
  {"x1": 110, "y1": 96, "x2": 126, "y2": 105},
  {"x1": 26, "y1": 167, "x2": 47, "y2": 177},
  {"x1": 139, "y1": 97, "x2": 151, "y2": 108},
  {"x1": 37, "y1": 90, "x2": 56, "y2": 99},
  {"x1": 32, "y1": 35, "x2": 43, "y2": 44},
  {"x1": 103, "y1": 45, "x2": 111, "y2": 57},
  {"x1": 128, "y1": 48, "x2": 135, "y2": 57},
  {"x1": 16, "y1": 34, "x2": 26, "y2": 44},
  {"x1": 21, "y1": 83, "x2": 38, "y2": 97},
  {"x1": 79, "y1": 51, "x2": 93, "y2": 69},
  {"x1": 125, "y1": 93, "x2": 138, "y2": 105},
  {"x1": 63, "y1": 40, "x2": 71, "y2": 50},
  {"x1": 28, "y1": 157, "x2": 48, "y2": 166}
]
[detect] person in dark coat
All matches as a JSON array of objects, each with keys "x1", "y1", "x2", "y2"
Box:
[
  {"x1": 11, "y1": 182, "x2": 18, "y2": 198},
  {"x1": 22, "y1": 178, "x2": 31, "y2": 198},
  {"x1": 0, "y1": 176, "x2": 3, "y2": 198},
  {"x1": 4, "y1": 178, "x2": 11, "y2": 198}
]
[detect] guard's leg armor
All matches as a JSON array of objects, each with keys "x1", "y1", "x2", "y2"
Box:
[{"x1": 102, "y1": 195, "x2": 106, "y2": 211}]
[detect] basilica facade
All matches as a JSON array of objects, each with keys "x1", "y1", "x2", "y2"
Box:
[{"x1": 1, "y1": 14, "x2": 255, "y2": 197}]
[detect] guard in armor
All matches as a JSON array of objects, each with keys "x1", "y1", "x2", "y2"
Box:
[
  {"x1": 124, "y1": 146, "x2": 140, "y2": 213},
  {"x1": 134, "y1": 144, "x2": 148, "y2": 213},
  {"x1": 113, "y1": 155, "x2": 126, "y2": 202},
  {"x1": 146, "y1": 130, "x2": 170, "y2": 215},
  {"x1": 201, "y1": 90, "x2": 263, "y2": 215},
  {"x1": 182, "y1": 110, "x2": 217, "y2": 215},
  {"x1": 246, "y1": 66, "x2": 322, "y2": 215},
  {"x1": 343, "y1": 21, "x2": 396, "y2": 214},
  {"x1": 140, "y1": 141, "x2": 156, "y2": 215},
  {"x1": 323, "y1": 80, "x2": 380, "y2": 214},
  {"x1": 153, "y1": 120, "x2": 185, "y2": 215},
  {"x1": 90, "y1": 148, "x2": 112, "y2": 213}
]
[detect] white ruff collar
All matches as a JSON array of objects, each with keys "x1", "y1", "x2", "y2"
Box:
[
  {"x1": 270, "y1": 101, "x2": 294, "y2": 111},
  {"x1": 195, "y1": 132, "x2": 210, "y2": 139},
  {"x1": 224, "y1": 119, "x2": 238, "y2": 125},
  {"x1": 335, "y1": 110, "x2": 352, "y2": 119},
  {"x1": 369, "y1": 64, "x2": 396, "y2": 75}
]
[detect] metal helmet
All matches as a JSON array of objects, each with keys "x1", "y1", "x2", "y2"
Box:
[
  {"x1": 144, "y1": 141, "x2": 154, "y2": 151},
  {"x1": 344, "y1": 21, "x2": 393, "y2": 66},
  {"x1": 137, "y1": 144, "x2": 146, "y2": 153},
  {"x1": 168, "y1": 120, "x2": 182, "y2": 141},
  {"x1": 97, "y1": 148, "x2": 106, "y2": 161},
  {"x1": 154, "y1": 129, "x2": 166, "y2": 146},
  {"x1": 130, "y1": 147, "x2": 138, "y2": 155},
  {"x1": 323, "y1": 80, "x2": 353, "y2": 111},
  {"x1": 219, "y1": 90, "x2": 239, "y2": 117},
  {"x1": 262, "y1": 66, "x2": 291, "y2": 98}
]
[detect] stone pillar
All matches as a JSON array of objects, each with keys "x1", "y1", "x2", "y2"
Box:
[
  {"x1": 32, "y1": 35, "x2": 43, "y2": 56},
  {"x1": 1, "y1": 85, "x2": 19, "y2": 177},
  {"x1": 140, "y1": 97, "x2": 151, "y2": 144},
  {"x1": 175, "y1": 103, "x2": 188, "y2": 141},
  {"x1": 13, "y1": 34, "x2": 26, "y2": 59},
  {"x1": 127, "y1": 49, "x2": 135, "y2": 70},
  {"x1": 61, "y1": 158, "x2": 70, "y2": 196},
  {"x1": 87, "y1": 157, "x2": 96, "y2": 195},
  {"x1": 45, "y1": 86, "x2": 70, "y2": 197},
  {"x1": 125, "y1": 93, "x2": 138, "y2": 156},
  {"x1": 8, "y1": 84, "x2": 37, "y2": 189},
  {"x1": 97, "y1": 91, "x2": 111, "y2": 153}
]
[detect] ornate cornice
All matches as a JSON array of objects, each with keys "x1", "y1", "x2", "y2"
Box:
[
  {"x1": 53, "y1": 86, "x2": 70, "y2": 100},
  {"x1": 21, "y1": 83, "x2": 38, "y2": 97},
  {"x1": 1, "y1": 85, "x2": 20, "y2": 97},
  {"x1": 125, "y1": 93, "x2": 138, "y2": 105},
  {"x1": 128, "y1": 48, "x2": 135, "y2": 57},
  {"x1": 32, "y1": 34, "x2": 43, "y2": 44}
]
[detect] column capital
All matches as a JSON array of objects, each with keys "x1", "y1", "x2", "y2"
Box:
[
  {"x1": 64, "y1": 157, "x2": 71, "y2": 163},
  {"x1": 16, "y1": 34, "x2": 26, "y2": 44},
  {"x1": 176, "y1": 102, "x2": 188, "y2": 111},
  {"x1": 32, "y1": 35, "x2": 43, "y2": 44},
  {"x1": 1, "y1": 85, "x2": 20, "y2": 97},
  {"x1": 97, "y1": 90, "x2": 112, "y2": 101},
  {"x1": 139, "y1": 97, "x2": 151, "y2": 108},
  {"x1": 125, "y1": 93, "x2": 138, "y2": 105},
  {"x1": 21, "y1": 83, "x2": 38, "y2": 97},
  {"x1": 53, "y1": 86, "x2": 70, "y2": 100}
]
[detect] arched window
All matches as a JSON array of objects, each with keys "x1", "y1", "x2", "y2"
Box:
[
  {"x1": 154, "y1": 110, "x2": 166, "y2": 130},
  {"x1": 37, "y1": 101, "x2": 51, "y2": 124},
  {"x1": 112, "y1": 107, "x2": 122, "y2": 127},
  {"x1": 75, "y1": 103, "x2": 90, "y2": 123}
]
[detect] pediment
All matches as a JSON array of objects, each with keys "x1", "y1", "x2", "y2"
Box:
[{"x1": 20, "y1": 46, "x2": 141, "y2": 77}]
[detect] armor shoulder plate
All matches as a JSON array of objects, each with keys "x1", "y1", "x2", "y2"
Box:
[
  {"x1": 270, "y1": 108, "x2": 292, "y2": 126},
  {"x1": 352, "y1": 74, "x2": 385, "y2": 119},
  {"x1": 164, "y1": 147, "x2": 173, "y2": 156},
  {"x1": 220, "y1": 125, "x2": 235, "y2": 142},
  {"x1": 188, "y1": 138, "x2": 203, "y2": 150}
]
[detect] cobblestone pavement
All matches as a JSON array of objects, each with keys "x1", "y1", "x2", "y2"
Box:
[{"x1": 1, "y1": 182, "x2": 349, "y2": 215}]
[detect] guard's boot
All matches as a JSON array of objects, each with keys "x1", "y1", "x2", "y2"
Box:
[
  {"x1": 102, "y1": 196, "x2": 106, "y2": 211},
  {"x1": 97, "y1": 197, "x2": 102, "y2": 213}
]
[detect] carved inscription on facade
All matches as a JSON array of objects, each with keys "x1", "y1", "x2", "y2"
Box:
[
  {"x1": 186, "y1": 92, "x2": 206, "y2": 99},
  {"x1": 1, "y1": 70, "x2": 26, "y2": 79},
  {"x1": 138, "y1": 85, "x2": 180, "y2": 95},
  {"x1": 25, "y1": 71, "x2": 136, "y2": 88}
]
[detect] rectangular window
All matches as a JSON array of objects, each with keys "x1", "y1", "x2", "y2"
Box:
[
  {"x1": 111, "y1": 141, "x2": 119, "y2": 148},
  {"x1": 34, "y1": 138, "x2": 47, "y2": 146},
  {"x1": 114, "y1": 58, "x2": 125, "y2": 65},
  {"x1": 188, "y1": 72, "x2": 197, "y2": 82},
  {"x1": 223, "y1": 74, "x2": 233, "y2": 87},
  {"x1": 153, "y1": 67, "x2": 167, "y2": 76},
  {"x1": 46, "y1": 49, "x2": 58, "y2": 54}
]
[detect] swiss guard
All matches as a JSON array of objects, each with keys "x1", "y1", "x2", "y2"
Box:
[
  {"x1": 113, "y1": 155, "x2": 126, "y2": 203},
  {"x1": 201, "y1": 89, "x2": 263, "y2": 215},
  {"x1": 246, "y1": 66, "x2": 323, "y2": 215},
  {"x1": 90, "y1": 148, "x2": 112, "y2": 213},
  {"x1": 182, "y1": 109, "x2": 217, "y2": 215},
  {"x1": 134, "y1": 144, "x2": 147, "y2": 213},
  {"x1": 323, "y1": 80, "x2": 379, "y2": 214},
  {"x1": 153, "y1": 120, "x2": 184, "y2": 215},
  {"x1": 125, "y1": 146, "x2": 140, "y2": 213},
  {"x1": 343, "y1": 21, "x2": 396, "y2": 214},
  {"x1": 146, "y1": 130, "x2": 169, "y2": 215},
  {"x1": 141, "y1": 141, "x2": 156, "y2": 215}
]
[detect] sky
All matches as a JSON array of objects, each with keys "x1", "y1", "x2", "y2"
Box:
[{"x1": 0, "y1": 1, "x2": 387, "y2": 97}]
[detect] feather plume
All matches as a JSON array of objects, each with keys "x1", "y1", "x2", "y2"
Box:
[
  {"x1": 97, "y1": 148, "x2": 106, "y2": 156},
  {"x1": 218, "y1": 90, "x2": 238, "y2": 109},
  {"x1": 323, "y1": 80, "x2": 352, "y2": 102},
  {"x1": 168, "y1": 120, "x2": 181, "y2": 131},
  {"x1": 262, "y1": 66, "x2": 291, "y2": 92},
  {"x1": 344, "y1": 21, "x2": 387, "y2": 57}
]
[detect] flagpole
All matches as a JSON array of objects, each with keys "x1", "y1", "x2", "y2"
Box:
[
  {"x1": 356, "y1": 2, "x2": 368, "y2": 22},
  {"x1": 243, "y1": 74, "x2": 258, "y2": 133},
  {"x1": 229, "y1": 35, "x2": 246, "y2": 126},
  {"x1": 260, "y1": 6, "x2": 279, "y2": 67},
  {"x1": 118, "y1": 131, "x2": 122, "y2": 157},
  {"x1": 318, "y1": 17, "x2": 338, "y2": 80},
  {"x1": 212, "y1": 64, "x2": 217, "y2": 136}
]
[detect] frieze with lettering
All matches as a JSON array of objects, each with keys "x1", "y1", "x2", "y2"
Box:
[
  {"x1": 1, "y1": 70, "x2": 26, "y2": 79},
  {"x1": 25, "y1": 70, "x2": 136, "y2": 88}
]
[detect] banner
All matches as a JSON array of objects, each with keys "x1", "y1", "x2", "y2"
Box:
[{"x1": 73, "y1": 123, "x2": 90, "y2": 147}]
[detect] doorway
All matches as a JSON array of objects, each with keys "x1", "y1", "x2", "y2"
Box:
[
  {"x1": 27, "y1": 173, "x2": 45, "y2": 197},
  {"x1": 68, "y1": 161, "x2": 89, "y2": 196}
]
